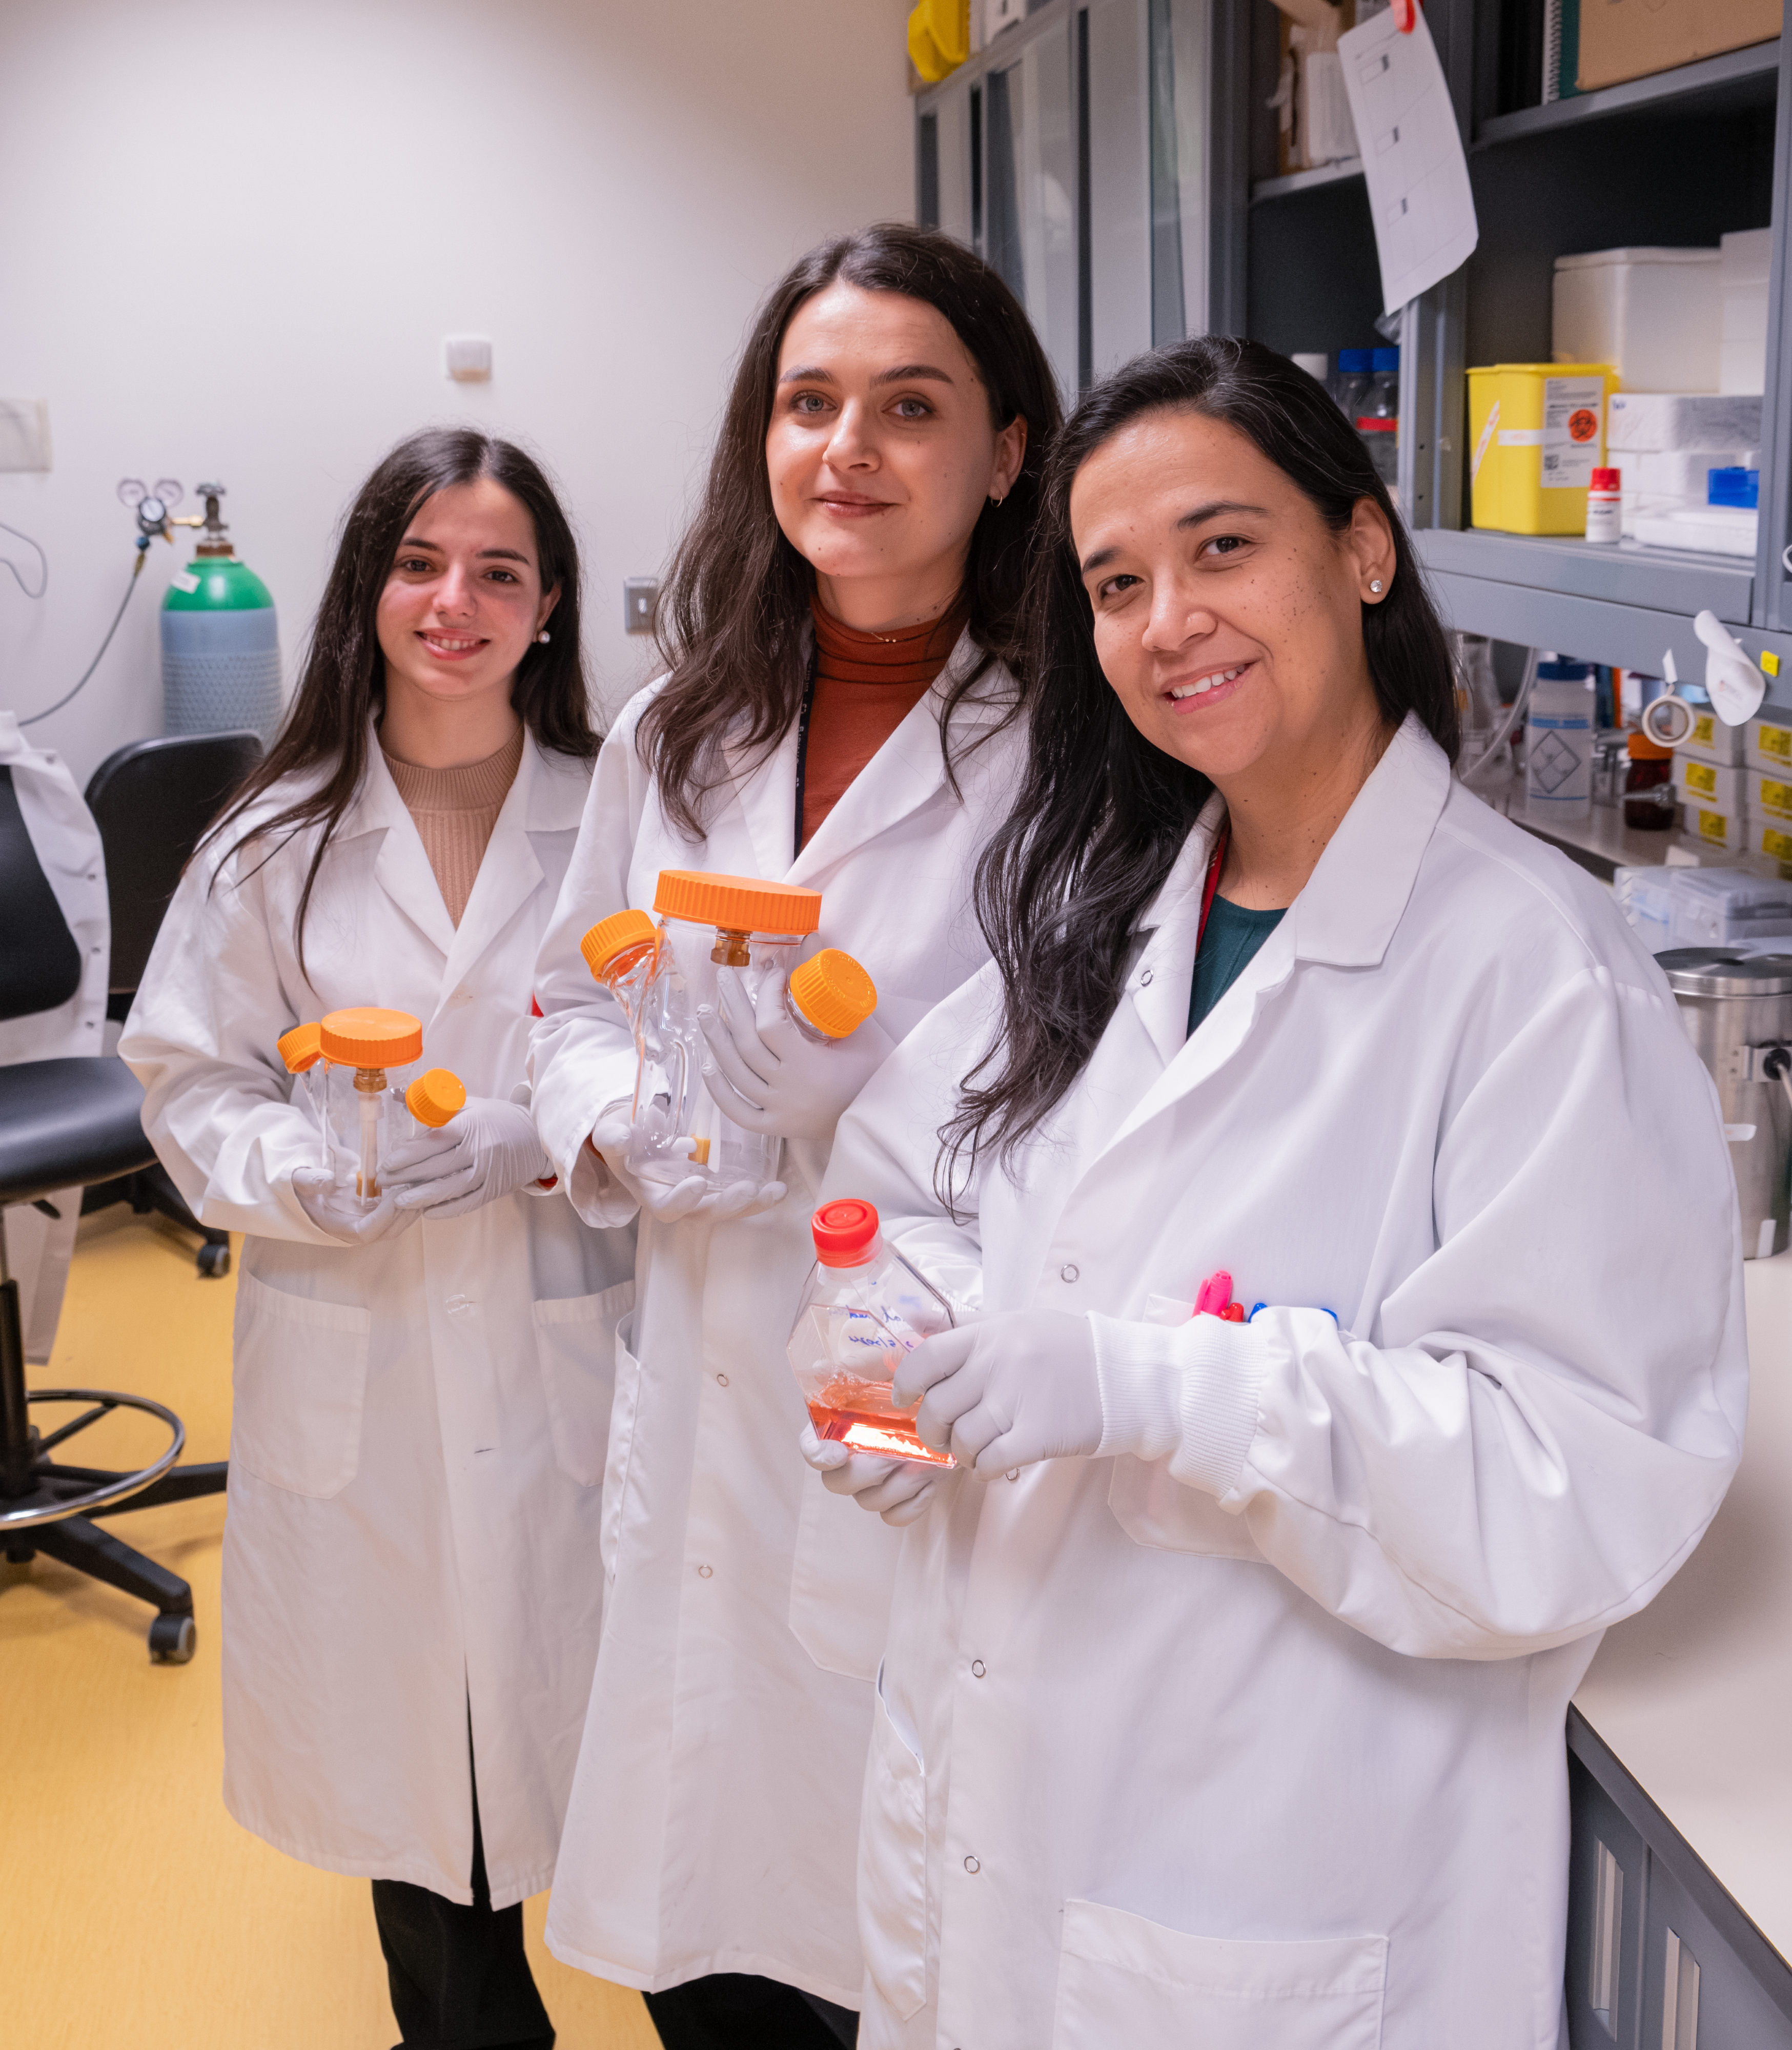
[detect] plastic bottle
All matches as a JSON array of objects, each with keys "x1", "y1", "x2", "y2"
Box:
[
  {"x1": 1357, "y1": 347, "x2": 1400, "y2": 487},
  {"x1": 787, "y1": 1199, "x2": 955, "y2": 1466},
  {"x1": 580, "y1": 876, "x2": 878, "y2": 1196},
  {"x1": 279, "y1": 1007, "x2": 465, "y2": 1215},
  {"x1": 1585, "y1": 466, "x2": 1622, "y2": 544},
  {"x1": 1525, "y1": 657, "x2": 1597, "y2": 821},
  {"x1": 1332, "y1": 348, "x2": 1373, "y2": 424},
  {"x1": 1623, "y1": 732, "x2": 1676, "y2": 830},
  {"x1": 1453, "y1": 632, "x2": 1501, "y2": 769}
]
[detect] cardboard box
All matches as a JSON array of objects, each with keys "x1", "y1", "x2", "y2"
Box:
[
  {"x1": 1676, "y1": 757, "x2": 1749, "y2": 813},
  {"x1": 1676, "y1": 704, "x2": 1747, "y2": 766},
  {"x1": 1750, "y1": 765, "x2": 1792, "y2": 826},
  {"x1": 1576, "y1": 0, "x2": 1780, "y2": 93},
  {"x1": 1680, "y1": 797, "x2": 1749, "y2": 852},
  {"x1": 1747, "y1": 714, "x2": 1792, "y2": 774}
]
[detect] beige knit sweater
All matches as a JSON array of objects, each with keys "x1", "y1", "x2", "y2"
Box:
[{"x1": 381, "y1": 725, "x2": 525, "y2": 927}]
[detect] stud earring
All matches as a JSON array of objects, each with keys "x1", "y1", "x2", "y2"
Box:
[
  {"x1": 537, "y1": 629, "x2": 552, "y2": 644},
  {"x1": 1369, "y1": 579, "x2": 1383, "y2": 594}
]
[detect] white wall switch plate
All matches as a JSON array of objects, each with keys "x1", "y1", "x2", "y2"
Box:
[
  {"x1": 624, "y1": 578, "x2": 659, "y2": 635},
  {"x1": 443, "y1": 336, "x2": 493, "y2": 382},
  {"x1": 0, "y1": 398, "x2": 52, "y2": 471}
]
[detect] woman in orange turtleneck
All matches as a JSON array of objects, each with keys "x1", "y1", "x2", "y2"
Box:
[{"x1": 530, "y1": 227, "x2": 1060, "y2": 2050}]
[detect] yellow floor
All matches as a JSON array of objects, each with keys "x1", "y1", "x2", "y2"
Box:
[{"x1": 1, "y1": 1208, "x2": 657, "y2": 2050}]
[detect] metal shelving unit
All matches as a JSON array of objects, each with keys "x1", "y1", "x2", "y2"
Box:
[
  {"x1": 1249, "y1": 156, "x2": 1361, "y2": 202},
  {"x1": 1213, "y1": 0, "x2": 1792, "y2": 716}
]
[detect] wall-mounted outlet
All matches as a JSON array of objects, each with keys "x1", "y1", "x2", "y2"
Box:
[
  {"x1": 0, "y1": 398, "x2": 51, "y2": 471},
  {"x1": 444, "y1": 336, "x2": 493, "y2": 382},
  {"x1": 624, "y1": 578, "x2": 659, "y2": 635}
]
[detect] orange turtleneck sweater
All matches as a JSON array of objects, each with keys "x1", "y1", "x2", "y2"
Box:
[{"x1": 800, "y1": 592, "x2": 969, "y2": 848}]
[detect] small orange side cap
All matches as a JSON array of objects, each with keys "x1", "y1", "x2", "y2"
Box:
[
  {"x1": 405, "y1": 1068, "x2": 467, "y2": 1129},
  {"x1": 788, "y1": 949, "x2": 878, "y2": 1038},
  {"x1": 319, "y1": 1007, "x2": 424, "y2": 1069},
  {"x1": 581, "y1": 909, "x2": 658, "y2": 985},
  {"x1": 277, "y1": 1021, "x2": 323, "y2": 1074},
  {"x1": 654, "y1": 869, "x2": 822, "y2": 937}
]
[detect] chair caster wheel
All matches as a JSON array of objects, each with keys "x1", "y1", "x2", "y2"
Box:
[
  {"x1": 197, "y1": 1242, "x2": 230, "y2": 1279},
  {"x1": 150, "y1": 1613, "x2": 197, "y2": 1663}
]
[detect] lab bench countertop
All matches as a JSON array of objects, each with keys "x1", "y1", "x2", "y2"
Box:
[{"x1": 1574, "y1": 1247, "x2": 1792, "y2": 1967}]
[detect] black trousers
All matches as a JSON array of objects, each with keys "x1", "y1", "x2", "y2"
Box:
[
  {"x1": 644, "y1": 1973, "x2": 858, "y2": 2048},
  {"x1": 371, "y1": 1781, "x2": 553, "y2": 2050}
]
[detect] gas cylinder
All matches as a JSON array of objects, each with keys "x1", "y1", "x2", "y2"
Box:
[{"x1": 161, "y1": 482, "x2": 281, "y2": 742}]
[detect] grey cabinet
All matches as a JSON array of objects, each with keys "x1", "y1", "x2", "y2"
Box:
[{"x1": 1567, "y1": 1709, "x2": 1792, "y2": 2047}]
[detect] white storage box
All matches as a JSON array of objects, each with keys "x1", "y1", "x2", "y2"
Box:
[
  {"x1": 1747, "y1": 714, "x2": 1792, "y2": 774},
  {"x1": 1721, "y1": 229, "x2": 1772, "y2": 397},
  {"x1": 1607, "y1": 391, "x2": 1765, "y2": 452},
  {"x1": 1667, "y1": 865, "x2": 1792, "y2": 944},
  {"x1": 1676, "y1": 704, "x2": 1748, "y2": 766},
  {"x1": 1749, "y1": 765, "x2": 1792, "y2": 826},
  {"x1": 1632, "y1": 505, "x2": 1759, "y2": 557},
  {"x1": 1552, "y1": 248, "x2": 1721, "y2": 392},
  {"x1": 1679, "y1": 799, "x2": 1751, "y2": 854},
  {"x1": 1613, "y1": 866, "x2": 1676, "y2": 950},
  {"x1": 1633, "y1": 448, "x2": 1759, "y2": 494},
  {"x1": 1675, "y1": 757, "x2": 1749, "y2": 813}
]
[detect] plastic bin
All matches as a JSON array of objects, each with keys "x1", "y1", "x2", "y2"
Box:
[
  {"x1": 1469, "y1": 363, "x2": 1616, "y2": 534},
  {"x1": 1667, "y1": 867, "x2": 1792, "y2": 947}
]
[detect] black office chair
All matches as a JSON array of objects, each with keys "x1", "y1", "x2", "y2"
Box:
[
  {"x1": 0, "y1": 759, "x2": 231, "y2": 1661},
  {"x1": 80, "y1": 732, "x2": 263, "y2": 1279}
]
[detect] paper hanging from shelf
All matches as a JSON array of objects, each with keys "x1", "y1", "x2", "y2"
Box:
[{"x1": 1337, "y1": 2, "x2": 1478, "y2": 317}]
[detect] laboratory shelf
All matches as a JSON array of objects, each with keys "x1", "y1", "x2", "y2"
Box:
[
  {"x1": 1415, "y1": 530, "x2": 1792, "y2": 710},
  {"x1": 1473, "y1": 39, "x2": 1781, "y2": 150},
  {"x1": 1468, "y1": 764, "x2": 1721, "y2": 881},
  {"x1": 1249, "y1": 157, "x2": 1363, "y2": 205}
]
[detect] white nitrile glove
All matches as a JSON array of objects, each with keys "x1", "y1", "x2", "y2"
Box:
[
  {"x1": 798, "y1": 1421, "x2": 949, "y2": 1527},
  {"x1": 894, "y1": 1309, "x2": 1104, "y2": 1478},
  {"x1": 698, "y1": 966, "x2": 895, "y2": 1142},
  {"x1": 291, "y1": 1166, "x2": 415, "y2": 1247},
  {"x1": 383, "y1": 1098, "x2": 552, "y2": 1220},
  {"x1": 586, "y1": 1102, "x2": 786, "y2": 1225}
]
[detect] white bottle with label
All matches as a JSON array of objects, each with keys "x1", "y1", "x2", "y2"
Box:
[{"x1": 1525, "y1": 657, "x2": 1596, "y2": 820}]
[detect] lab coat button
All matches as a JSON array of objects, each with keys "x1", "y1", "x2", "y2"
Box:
[
  {"x1": 971, "y1": 1659, "x2": 986, "y2": 1678},
  {"x1": 697, "y1": 1564, "x2": 713, "y2": 1578},
  {"x1": 716, "y1": 1372, "x2": 729, "y2": 1386},
  {"x1": 1006, "y1": 1469, "x2": 1020, "y2": 1482},
  {"x1": 1139, "y1": 968, "x2": 1154, "y2": 986},
  {"x1": 963, "y1": 1855, "x2": 980, "y2": 1874},
  {"x1": 1060, "y1": 1262, "x2": 1078, "y2": 1283}
]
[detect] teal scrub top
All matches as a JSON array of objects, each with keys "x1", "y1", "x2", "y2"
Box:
[{"x1": 1188, "y1": 896, "x2": 1286, "y2": 1035}]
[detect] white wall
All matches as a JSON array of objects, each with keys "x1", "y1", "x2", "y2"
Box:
[{"x1": 0, "y1": 0, "x2": 914, "y2": 784}]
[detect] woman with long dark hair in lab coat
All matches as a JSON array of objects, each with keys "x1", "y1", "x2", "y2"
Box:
[
  {"x1": 122, "y1": 428, "x2": 633, "y2": 2049},
  {"x1": 529, "y1": 224, "x2": 1061, "y2": 2047},
  {"x1": 816, "y1": 337, "x2": 1747, "y2": 2047}
]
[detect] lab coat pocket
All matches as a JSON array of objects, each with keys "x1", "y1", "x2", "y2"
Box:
[
  {"x1": 1108, "y1": 1454, "x2": 1268, "y2": 1562},
  {"x1": 601, "y1": 1307, "x2": 641, "y2": 1582},
  {"x1": 534, "y1": 1279, "x2": 633, "y2": 1487},
  {"x1": 788, "y1": 1468, "x2": 906, "y2": 1681},
  {"x1": 858, "y1": 1661, "x2": 929, "y2": 2022},
  {"x1": 231, "y1": 1272, "x2": 370, "y2": 1500},
  {"x1": 1050, "y1": 1901, "x2": 1386, "y2": 2050}
]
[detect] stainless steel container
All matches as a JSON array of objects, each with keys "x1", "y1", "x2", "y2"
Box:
[{"x1": 1658, "y1": 948, "x2": 1792, "y2": 1259}]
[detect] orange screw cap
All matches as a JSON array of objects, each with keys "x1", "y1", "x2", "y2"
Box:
[
  {"x1": 277, "y1": 1021, "x2": 323, "y2": 1074},
  {"x1": 319, "y1": 1007, "x2": 424, "y2": 1069},
  {"x1": 581, "y1": 909, "x2": 658, "y2": 985},
  {"x1": 788, "y1": 949, "x2": 877, "y2": 1039},
  {"x1": 405, "y1": 1068, "x2": 467, "y2": 1129},
  {"x1": 653, "y1": 869, "x2": 822, "y2": 937}
]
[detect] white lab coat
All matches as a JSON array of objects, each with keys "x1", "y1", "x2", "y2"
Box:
[
  {"x1": 0, "y1": 711, "x2": 109, "y2": 1360},
  {"x1": 530, "y1": 636, "x2": 1027, "y2": 2003},
  {"x1": 825, "y1": 715, "x2": 1747, "y2": 2049},
  {"x1": 120, "y1": 733, "x2": 633, "y2": 1906}
]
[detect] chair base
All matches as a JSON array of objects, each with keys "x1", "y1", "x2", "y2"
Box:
[
  {"x1": 2, "y1": 1275, "x2": 227, "y2": 1662},
  {"x1": 83, "y1": 1159, "x2": 231, "y2": 1278}
]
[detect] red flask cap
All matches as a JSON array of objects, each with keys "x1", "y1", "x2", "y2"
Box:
[{"x1": 811, "y1": 1198, "x2": 881, "y2": 1267}]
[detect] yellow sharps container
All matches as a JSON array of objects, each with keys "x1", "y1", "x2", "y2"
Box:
[{"x1": 1468, "y1": 362, "x2": 1617, "y2": 535}]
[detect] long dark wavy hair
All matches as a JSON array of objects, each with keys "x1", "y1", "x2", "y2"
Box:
[
  {"x1": 942, "y1": 335, "x2": 1459, "y2": 1186},
  {"x1": 201, "y1": 427, "x2": 597, "y2": 974},
  {"x1": 638, "y1": 222, "x2": 1063, "y2": 838}
]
